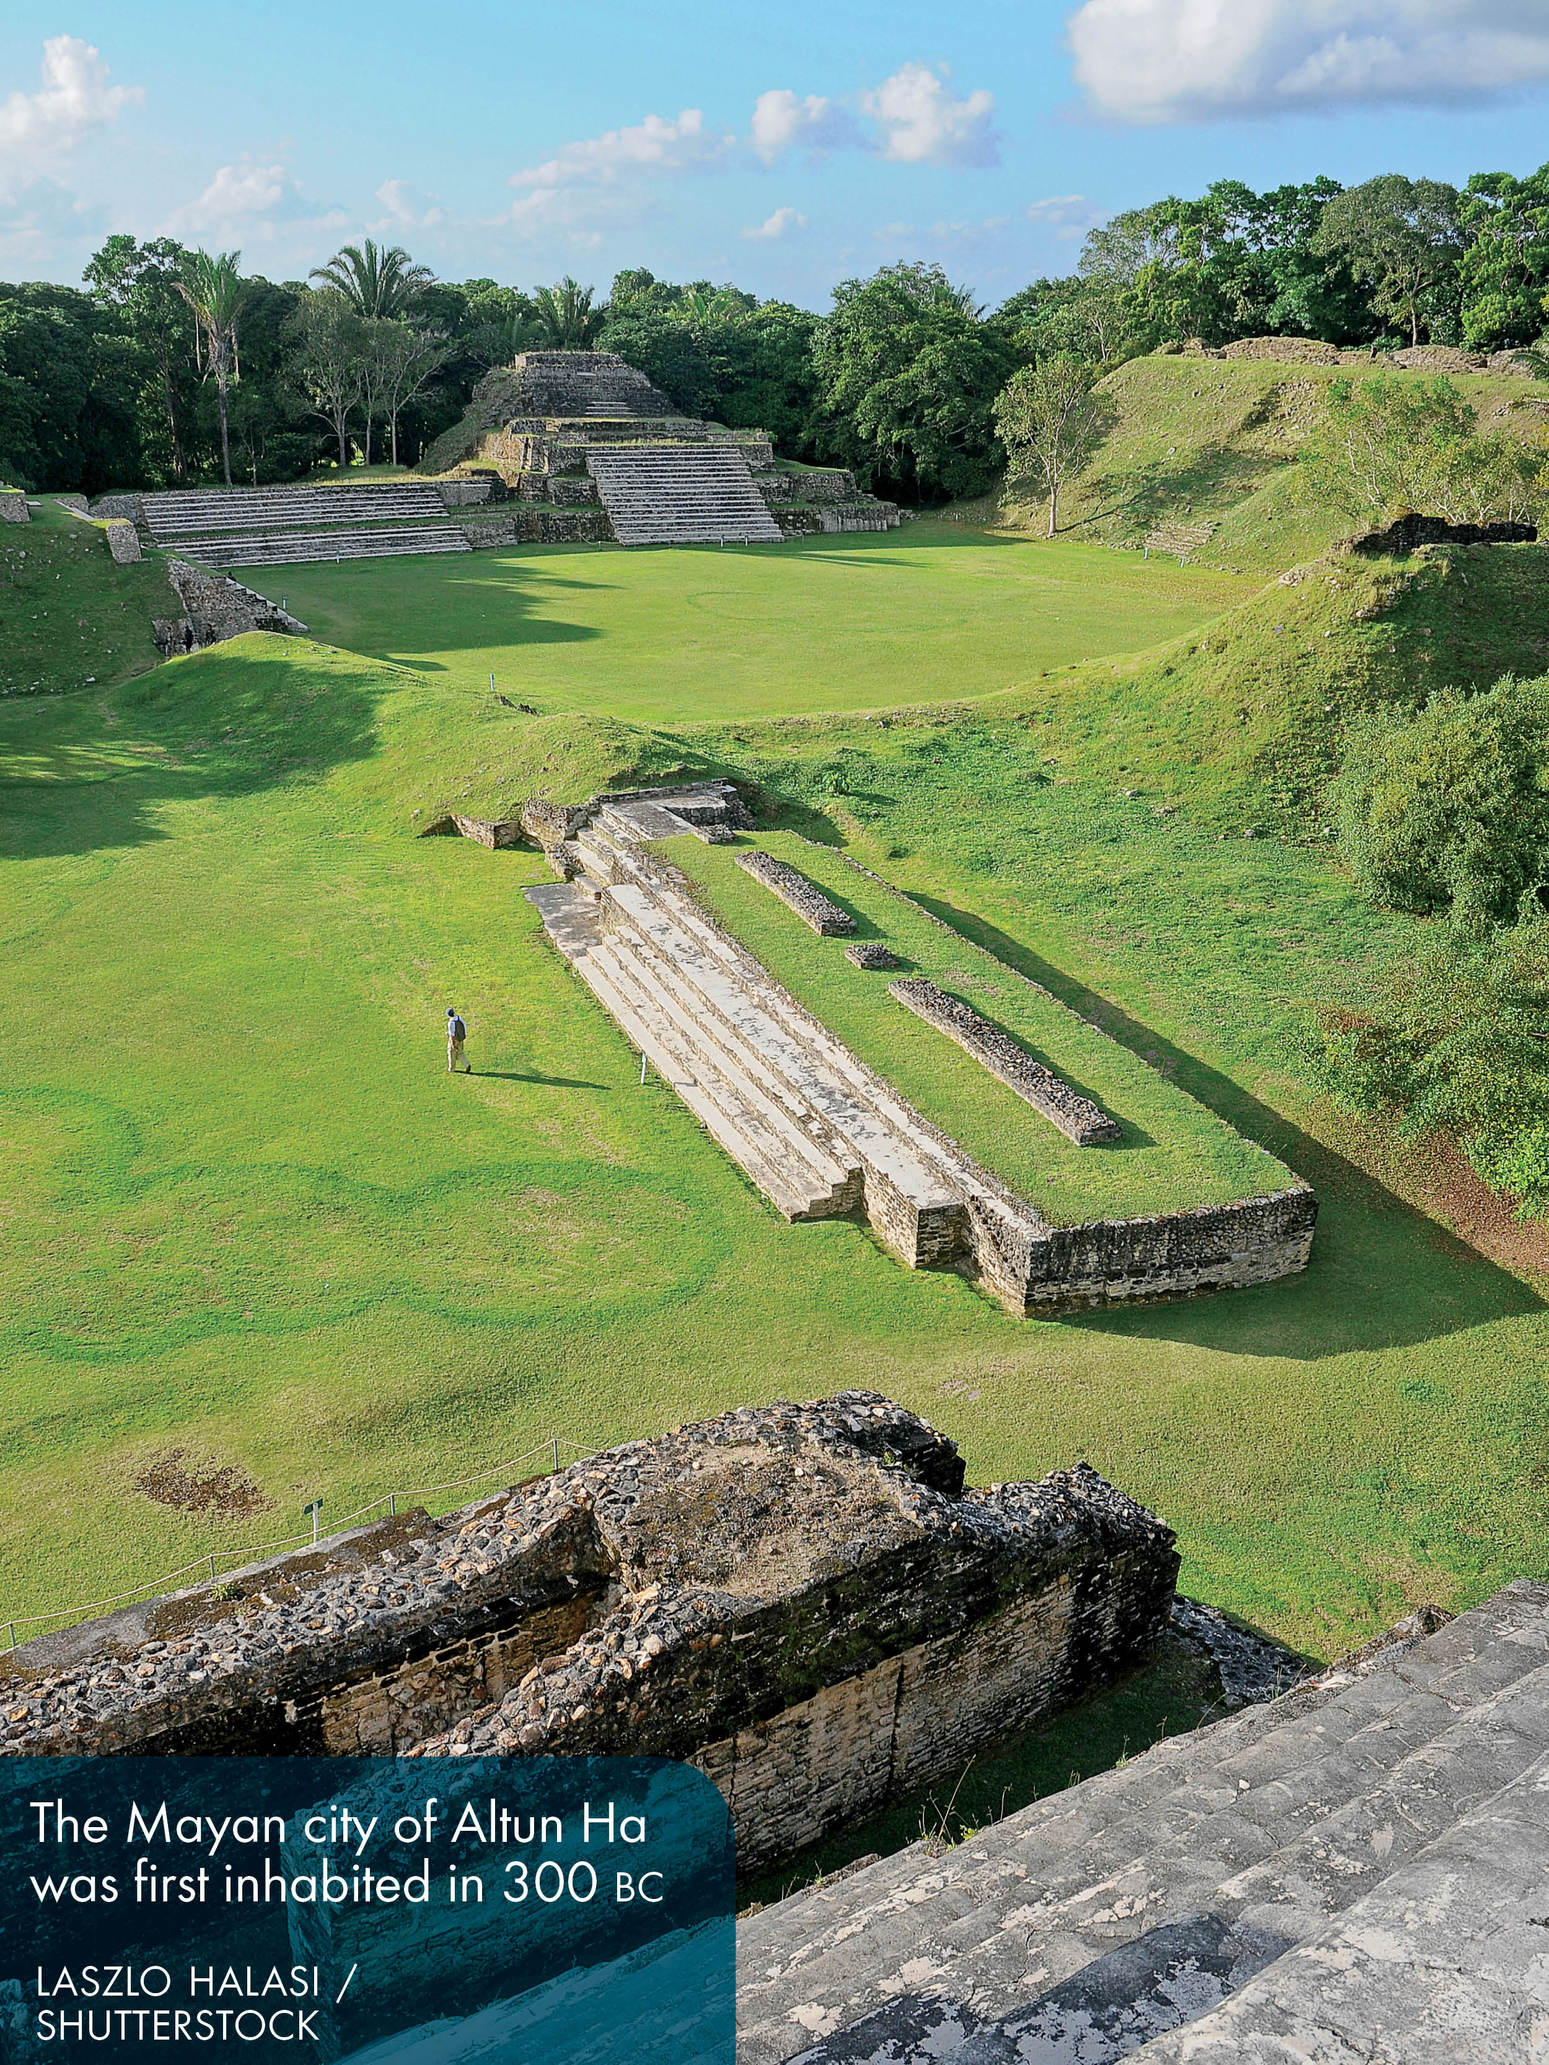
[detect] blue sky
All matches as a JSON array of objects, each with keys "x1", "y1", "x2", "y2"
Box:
[{"x1": 5, "y1": 0, "x2": 1549, "y2": 306}]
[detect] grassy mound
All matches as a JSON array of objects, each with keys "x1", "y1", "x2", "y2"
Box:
[
  {"x1": 990, "y1": 354, "x2": 1549, "y2": 574},
  {"x1": 1, "y1": 499, "x2": 176, "y2": 699},
  {"x1": 668, "y1": 831, "x2": 1289, "y2": 1224}
]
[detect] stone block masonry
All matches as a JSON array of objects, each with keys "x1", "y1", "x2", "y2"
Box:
[
  {"x1": 890, "y1": 976, "x2": 1122, "y2": 1145},
  {"x1": 0, "y1": 1396, "x2": 1178, "y2": 1876},
  {"x1": 845, "y1": 941, "x2": 901, "y2": 970},
  {"x1": 153, "y1": 559, "x2": 307, "y2": 656},
  {"x1": 737, "y1": 850, "x2": 857, "y2": 934},
  {"x1": 0, "y1": 489, "x2": 27, "y2": 524}
]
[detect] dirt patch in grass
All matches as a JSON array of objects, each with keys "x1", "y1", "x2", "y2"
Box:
[{"x1": 134, "y1": 1450, "x2": 272, "y2": 1519}]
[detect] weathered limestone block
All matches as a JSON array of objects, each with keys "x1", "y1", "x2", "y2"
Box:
[
  {"x1": 521, "y1": 797, "x2": 594, "y2": 851},
  {"x1": 87, "y1": 493, "x2": 145, "y2": 522},
  {"x1": 736, "y1": 850, "x2": 857, "y2": 934},
  {"x1": 154, "y1": 560, "x2": 307, "y2": 654},
  {"x1": 0, "y1": 489, "x2": 28, "y2": 525},
  {"x1": 54, "y1": 493, "x2": 88, "y2": 513},
  {"x1": 889, "y1": 977, "x2": 1122, "y2": 1145},
  {"x1": 418, "y1": 813, "x2": 523, "y2": 848},
  {"x1": 105, "y1": 519, "x2": 141, "y2": 563},
  {"x1": 844, "y1": 941, "x2": 901, "y2": 970},
  {"x1": 435, "y1": 478, "x2": 494, "y2": 507},
  {"x1": 0, "y1": 1396, "x2": 1178, "y2": 1876},
  {"x1": 459, "y1": 514, "x2": 517, "y2": 549}
]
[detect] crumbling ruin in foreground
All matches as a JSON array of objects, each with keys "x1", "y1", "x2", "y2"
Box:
[{"x1": 0, "y1": 1396, "x2": 1177, "y2": 1874}]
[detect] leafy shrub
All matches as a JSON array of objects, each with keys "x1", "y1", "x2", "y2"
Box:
[
  {"x1": 1300, "y1": 920, "x2": 1549, "y2": 1215},
  {"x1": 1307, "y1": 372, "x2": 1540, "y2": 527},
  {"x1": 1332, "y1": 674, "x2": 1549, "y2": 925}
]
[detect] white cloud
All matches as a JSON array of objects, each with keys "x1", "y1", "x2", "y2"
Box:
[
  {"x1": 874, "y1": 215, "x2": 1010, "y2": 248},
  {"x1": 860, "y1": 63, "x2": 998, "y2": 166},
  {"x1": 750, "y1": 90, "x2": 859, "y2": 161},
  {"x1": 1068, "y1": 0, "x2": 1549, "y2": 123},
  {"x1": 373, "y1": 178, "x2": 445, "y2": 231},
  {"x1": 1026, "y1": 193, "x2": 1100, "y2": 238},
  {"x1": 506, "y1": 107, "x2": 732, "y2": 243},
  {"x1": 0, "y1": 35, "x2": 141, "y2": 196},
  {"x1": 168, "y1": 158, "x2": 347, "y2": 245},
  {"x1": 741, "y1": 205, "x2": 807, "y2": 241}
]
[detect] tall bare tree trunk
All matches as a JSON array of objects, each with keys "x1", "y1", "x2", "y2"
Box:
[
  {"x1": 1048, "y1": 480, "x2": 1058, "y2": 538},
  {"x1": 216, "y1": 369, "x2": 232, "y2": 487},
  {"x1": 390, "y1": 412, "x2": 399, "y2": 466}
]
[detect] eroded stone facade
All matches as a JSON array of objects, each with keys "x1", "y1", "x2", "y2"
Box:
[{"x1": 0, "y1": 1396, "x2": 1177, "y2": 1872}]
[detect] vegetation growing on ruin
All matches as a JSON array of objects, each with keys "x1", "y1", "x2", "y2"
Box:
[{"x1": 0, "y1": 499, "x2": 172, "y2": 698}]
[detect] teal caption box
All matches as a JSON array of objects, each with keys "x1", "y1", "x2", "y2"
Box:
[{"x1": 0, "y1": 1756, "x2": 734, "y2": 2061}]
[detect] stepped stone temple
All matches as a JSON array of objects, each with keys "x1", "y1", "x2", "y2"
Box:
[
  {"x1": 517, "y1": 782, "x2": 1317, "y2": 1312},
  {"x1": 421, "y1": 350, "x2": 900, "y2": 545}
]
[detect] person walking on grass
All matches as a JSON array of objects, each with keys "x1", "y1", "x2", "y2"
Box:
[{"x1": 446, "y1": 1006, "x2": 471, "y2": 1074}]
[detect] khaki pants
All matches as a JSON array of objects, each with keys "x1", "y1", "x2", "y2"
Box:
[{"x1": 448, "y1": 1037, "x2": 468, "y2": 1073}]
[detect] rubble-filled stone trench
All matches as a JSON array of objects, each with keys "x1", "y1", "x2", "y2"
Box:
[{"x1": 0, "y1": 1396, "x2": 1209, "y2": 1874}]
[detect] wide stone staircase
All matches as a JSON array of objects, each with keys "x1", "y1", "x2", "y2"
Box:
[
  {"x1": 735, "y1": 1579, "x2": 1549, "y2": 2065},
  {"x1": 586, "y1": 446, "x2": 784, "y2": 545},
  {"x1": 139, "y1": 482, "x2": 472, "y2": 568}
]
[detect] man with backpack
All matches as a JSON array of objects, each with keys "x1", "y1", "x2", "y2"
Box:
[{"x1": 446, "y1": 1007, "x2": 471, "y2": 1074}]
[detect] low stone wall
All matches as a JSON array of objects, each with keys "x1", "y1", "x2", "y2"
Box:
[
  {"x1": 890, "y1": 977, "x2": 1122, "y2": 1146},
  {"x1": 737, "y1": 850, "x2": 857, "y2": 934},
  {"x1": 1, "y1": 1396, "x2": 1178, "y2": 1875},
  {"x1": 1350, "y1": 514, "x2": 1538, "y2": 554},
  {"x1": 517, "y1": 505, "x2": 614, "y2": 545},
  {"x1": 153, "y1": 560, "x2": 308, "y2": 655},
  {"x1": 419, "y1": 812, "x2": 523, "y2": 848},
  {"x1": 435, "y1": 478, "x2": 494, "y2": 507},
  {"x1": 0, "y1": 489, "x2": 27, "y2": 525},
  {"x1": 459, "y1": 514, "x2": 518, "y2": 549},
  {"x1": 88, "y1": 492, "x2": 145, "y2": 522}
]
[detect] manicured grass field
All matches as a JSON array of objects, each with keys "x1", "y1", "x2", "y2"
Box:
[
  {"x1": 3, "y1": 534, "x2": 1548, "y2": 1682},
  {"x1": 668, "y1": 831, "x2": 1286, "y2": 1223},
  {"x1": 259, "y1": 525, "x2": 1260, "y2": 725}
]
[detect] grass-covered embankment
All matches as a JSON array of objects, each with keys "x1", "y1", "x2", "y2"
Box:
[
  {"x1": 667, "y1": 830, "x2": 1288, "y2": 1224},
  {"x1": 1, "y1": 498, "x2": 173, "y2": 698}
]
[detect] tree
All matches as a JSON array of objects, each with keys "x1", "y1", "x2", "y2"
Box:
[
  {"x1": 84, "y1": 234, "x2": 198, "y2": 482},
  {"x1": 0, "y1": 284, "x2": 142, "y2": 491},
  {"x1": 993, "y1": 355, "x2": 1113, "y2": 535},
  {"x1": 1333, "y1": 674, "x2": 1549, "y2": 926},
  {"x1": 373, "y1": 321, "x2": 450, "y2": 465},
  {"x1": 310, "y1": 239, "x2": 434, "y2": 320},
  {"x1": 532, "y1": 277, "x2": 605, "y2": 349},
  {"x1": 1309, "y1": 372, "x2": 1537, "y2": 526},
  {"x1": 290, "y1": 290, "x2": 366, "y2": 470},
  {"x1": 810, "y1": 263, "x2": 1021, "y2": 502},
  {"x1": 1312, "y1": 176, "x2": 1464, "y2": 346},
  {"x1": 1458, "y1": 164, "x2": 1549, "y2": 351},
  {"x1": 177, "y1": 250, "x2": 249, "y2": 487}
]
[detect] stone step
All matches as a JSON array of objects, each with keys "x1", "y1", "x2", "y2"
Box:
[
  {"x1": 174, "y1": 528, "x2": 471, "y2": 568},
  {"x1": 587, "y1": 446, "x2": 782, "y2": 546},
  {"x1": 599, "y1": 920, "x2": 862, "y2": 1205},
  {"x1": 527, "y1": 885, "x2": 847, "y2": 1221},
  {"x1": 599, "y1": 878, "x2": 963, "y2": 1237},
  {"x1": 1127, "y1": 1742, "x2": 1549, "y2": 2062},
  {"x1": 735, "y1": 1582, "x2": 1549, "y2": 2063},
  {"x1": 573, "y1": 825, "x2": 1035, "y2": 1242},
  {"x1": 592, "y1": 926, "x2": 860, "y2": 1216}
]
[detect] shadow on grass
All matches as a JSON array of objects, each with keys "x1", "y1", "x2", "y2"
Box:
[
  {"x1": 473, "y1": 1071, "x2": 610, "y2": 1089},
  {"x1": 0, "y1": 645, "x2": 391, "y2": 862},
  {"x1": 909, "y1": 892, "x2": 1546, "y2": 1357}
]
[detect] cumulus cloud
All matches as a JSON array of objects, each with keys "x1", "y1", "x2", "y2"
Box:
[
  {"x1": 1026, "y1": 193, "x2": 1100, "y2": 238},
  {"x1": 860, "y1": 63, "x2": 998, "y2": 166},
  {"x1": 750, "y1": 90, "x2": 859, "y2": 161},
  {"x1": 507, "y1": 107, "x2": 733, "y2": 242},
  {"x1": 741, "y1": 206, "x2": 808, "y2": 242},
  {"x1": 168, "y1": 159, "x2": 347, "y2": 244},
  {"x1": 1068, "y1": 0, "x2": 1549, "y2": 123},
  {"x1": 373, "y1": 178, "x2": 445, "y2": 231},
  {"x1": 0, "y1": 35, "x2": 141, "y2": 197}
]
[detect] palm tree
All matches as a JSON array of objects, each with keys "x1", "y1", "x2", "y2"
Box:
[
  {"x1": 532, "y1": 277, "x2": 605, "y2": 349},
  {"x1": 310, "y1": 239, "x2": 434, "y2": 320},
  {"x1": 178, "y1": 250, "x2": 249, "y2": 487}
]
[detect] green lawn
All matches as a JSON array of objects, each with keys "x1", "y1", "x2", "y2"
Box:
[
  {"x1": 256, "y1": 526, "x2": 1261, "y2": 725},
  {"x1": 3, "y1": 535, "x2": 1548, "y2": 1678},
  {"x1": 667, "y1": 831, "x2": 1286, "y2": 1223}
]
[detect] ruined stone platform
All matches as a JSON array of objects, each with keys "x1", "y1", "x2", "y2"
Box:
[
  {"x1": 737, "y1": 1581, "x2": 1549, "y2": 2064},
  {"x1": 523, "y1": 784, "x2": 1315, "y2": 1313}
]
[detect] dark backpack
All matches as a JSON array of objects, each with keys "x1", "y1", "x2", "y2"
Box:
[{"x1": 448, "y1": 1016, "x2": 467, "y2": 1042}]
